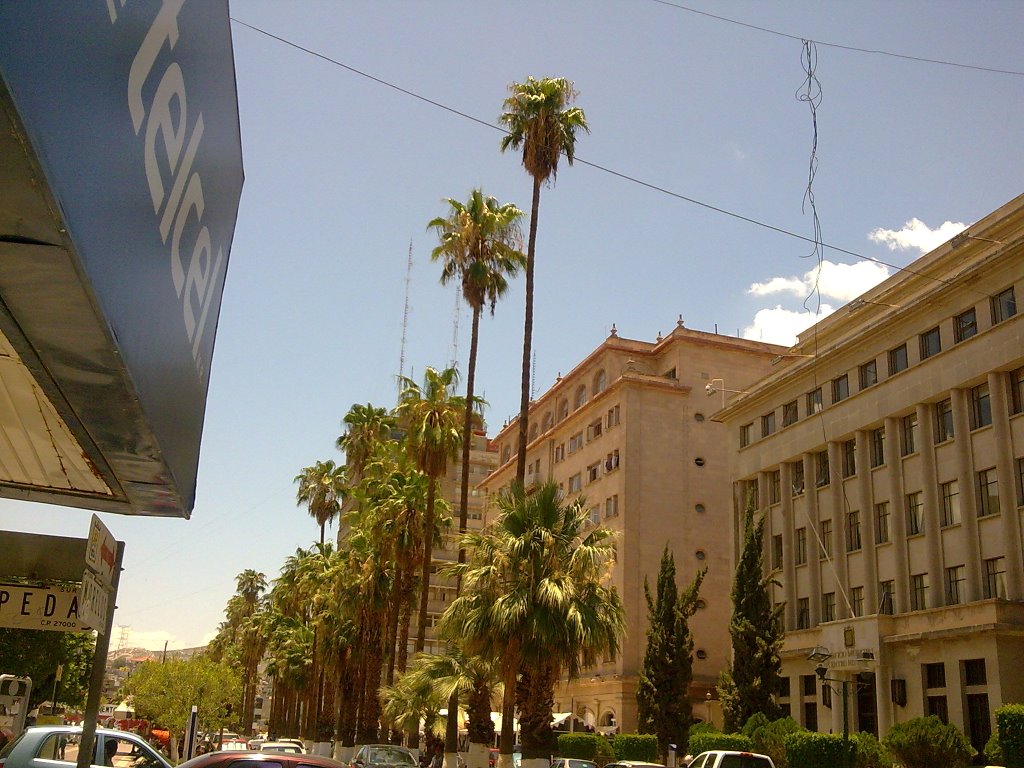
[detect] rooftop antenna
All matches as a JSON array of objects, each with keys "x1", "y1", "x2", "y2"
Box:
[
  {"x1": 449, "y1": 285, "x2": 462, "y2": 370},
  {"x1": 399, "y1": 239, "x2": 413, "y2": 380},
  {"x1": 530, "y1": 350, "x2": 537, "y2": 400}
]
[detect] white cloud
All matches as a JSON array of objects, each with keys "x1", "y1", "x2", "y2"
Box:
[
  {"x1": 748, "y1": 259, "x2": 891, "y2": 304},
  {"x1": 742, "y1": 304, "x2": 835, "y2": 347},
  {"x1": 726, "y1": 141, "x2": 746, "y2": 162},
  {"x1": 868, "y1": 218, "x2": 967, "y2": 254}
]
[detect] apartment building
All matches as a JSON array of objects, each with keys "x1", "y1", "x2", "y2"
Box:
[
  {"x1": 481, "y1": 323, "x2": 786, "y2": 732},
  {"x1": 717, "y1": 193, "x2": 1024, "y2": 753}
]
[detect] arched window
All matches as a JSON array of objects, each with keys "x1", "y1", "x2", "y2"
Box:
[
  {"x1": 529, "y1": 423, "x2": 539, "y2": 442},
  {"x1": 594, "y1": 369, "x2": 608, "y2": 394},
  {"x1": 542, "y1": 412, "x2": 554, "y2": 432},
  {"x1": 574, "y1": 385, "x2": 587, "y2": 410},
  {"x1": 558, "y1": 399, "x2": 569, "y2": 420},
  {"x1": 502, "y1": 445, "x2": 511, "y2": 464}
]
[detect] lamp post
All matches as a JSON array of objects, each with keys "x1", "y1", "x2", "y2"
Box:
[{"x1": 807, "y1": 647, "x2": 852, "y2": 768}]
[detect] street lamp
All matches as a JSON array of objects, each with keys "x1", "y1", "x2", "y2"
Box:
[{"x1": 807, "y1": 647, "x2": 853, "y2": 768}]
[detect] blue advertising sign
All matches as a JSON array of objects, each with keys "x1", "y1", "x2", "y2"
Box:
[{"x1": 0, "y1": 1, "x2": 243, "y2": 516}]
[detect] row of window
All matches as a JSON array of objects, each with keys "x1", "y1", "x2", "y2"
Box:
[
  {"x1": 739, "y1": 286, "x2": 1019, "y2": 448},
  {"x1": 529, "y1": 370, "x2": 612, "y2": 443},
  {"x1": 550, "y1": 405, "x2": 621, "y2": 464}
]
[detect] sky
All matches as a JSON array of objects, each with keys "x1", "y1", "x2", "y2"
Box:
[{"x1": 4, "y1": 0, "x2": 1023, "y2": 651}]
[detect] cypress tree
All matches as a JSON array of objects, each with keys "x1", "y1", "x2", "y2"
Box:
[
  {"x1": 637, "y1": 546, "x2": 707, "y2": 761},
  {"x1": 719, "y1": 502, "x2": 784, "y2": 732}
]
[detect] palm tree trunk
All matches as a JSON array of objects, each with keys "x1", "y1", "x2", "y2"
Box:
[
  {"x1": 515, "y1": 177, "x2": 542, "y2": 486},
  {"x1": 385, "y1": 589, "x2": 401, "y2": 686},
  {"x1": 516, "y1": 662, "x2": 556, "y2": 761},
  {"x1": 357, "y1": 630, "x2": 384, "y2": 744},
  {"x1": 499, "y1": 666, "x2": 517, "y2": 762},
  {"x1": 397, "y1": 564, "x2": 413, "y2": 674},
  {"x1": 416, "y1": 479, "x2": 438, "y2": 652}
]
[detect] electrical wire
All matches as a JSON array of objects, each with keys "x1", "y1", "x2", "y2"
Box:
[{"x1": 648, "y1": 0, "x2": 1024, "y2": 77}]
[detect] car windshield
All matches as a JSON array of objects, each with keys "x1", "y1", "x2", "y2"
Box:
[{"x1": 366, "y1": 747, "x2": 415, "y2": 765}]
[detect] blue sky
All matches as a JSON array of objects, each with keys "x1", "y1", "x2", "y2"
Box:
[{"x1": 5, "y1": 0, "x2": 1023, "y2": 650}]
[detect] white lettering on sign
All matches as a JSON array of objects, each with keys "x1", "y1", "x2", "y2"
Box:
[
  {"x1": 116, "y1": 0, "x2": 225, "y2": 381},
  {"x1": 0, "y1": 584, "x2": 86, "y2": 632},
  {"x1": 77, "y1": 570, "x2": 110, "y2": 632}
]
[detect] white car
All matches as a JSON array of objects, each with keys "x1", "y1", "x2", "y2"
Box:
[
  {"x1": 261, "y1": 742, "x2": 306, "y2": 755},
  {"x1": 686, "y1": 751, "x2": 775, "y2": 768}
]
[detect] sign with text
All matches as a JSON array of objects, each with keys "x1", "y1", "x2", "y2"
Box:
[
  {"x1": 85, "y1": 514, "x2": 117, "y2": 587},
  {"x1": 77, "y1": 570, "x2": 109, "y2": 632},
  {"x1": 0, "y1": 584, "x2": 85, "y2": 632}
]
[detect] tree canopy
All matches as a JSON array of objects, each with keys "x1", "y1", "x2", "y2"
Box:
[{"x1": 123, "y1": 655, "x2": 240, "y2": 735}]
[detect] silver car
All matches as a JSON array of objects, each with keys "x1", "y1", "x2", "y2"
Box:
[{"x1": 0, "y1": 726, "x2": 171, "y2": 768}]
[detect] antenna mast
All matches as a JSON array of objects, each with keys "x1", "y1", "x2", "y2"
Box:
[
  {"x1": 450, "y1": 287, "x2": 461, "y2": 370},
  {"x1": 399, "y1": 239, "x2": 413, "y2": 379}
]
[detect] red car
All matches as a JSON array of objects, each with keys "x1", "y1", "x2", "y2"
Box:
[{"x1": 178, "y1": 751, "x2": 346, "y2": 768}]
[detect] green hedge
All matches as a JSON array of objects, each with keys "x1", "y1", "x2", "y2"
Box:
[
  {"x1": 746, "y1": 717, "x2": 801, "y2": 768},
  {"x1": 849, "y1": 732, "x2": 893, "y2": 768},
  {"x1": 611, "y1": 734, "x2": 659, "y2": 762},
  {"x1": 783, "y1": 731, "x2": 847, "y2": 768},
  {"x1": 688, "y1": 731, "x2": 753, "y2": 757},
  {"x1": 557, "y1": 734, "x2": 614, "y2": 765},
  {"x1": 882, "y1": 716, "x2": 973, "y2": 768},
  {"x1": 998, "y1": 704, "x2": 1024, "y2": 768}
]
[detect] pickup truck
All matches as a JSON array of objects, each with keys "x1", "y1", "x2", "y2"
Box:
[{"x1": 686, "y1": 751, "x2": 775, "y2": 768}]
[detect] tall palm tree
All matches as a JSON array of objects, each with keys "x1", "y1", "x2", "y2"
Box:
[
  {"x1": 442, "y1": 482, "x2": 624, "y2": 766},
  {"x1": 429, "y1": 189, "x2": 525, "y2": 760},
  {"x1": 337, "y1": 403, "x2": 396, "y2": 481},
  {"x1": 499, "y1": 77, "x2": 589, "y2": 485},
  {"x1": 395, "y1": 366, "x2": 465, "y2": 653},
  {"x1": 295, "y1": 460, "x2": 347, "y2": 544}
]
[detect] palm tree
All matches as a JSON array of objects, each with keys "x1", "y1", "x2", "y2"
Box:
[
  {"x1": 499, "y1": 76, "x2": 589, "y2": 485},
  {"x1": 395, "y1": 366, "x2": 465, "y2": 653},
  {"x1": 295, "y1": 460, "x2": 347, "y2": 544},
  {"x1": 337, "y1": 403, "x2": 396, "y2": 481},
  {"x1": 442, "y1": 482, "x2": 624, "y2": 766}
]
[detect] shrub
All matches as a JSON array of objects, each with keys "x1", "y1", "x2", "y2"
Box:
[
  {"x1": 850, "y1": 731, "x2": 893, "y2": 768},
  {"x1": 741, "y1": 713, "x2": 771, "y2": 739},
  {"x1": 882, "y1": 716, "x2": 974, "y2": 768},
  {"x1": 998, "y1": 704, "x2": 1024, "y2": 768},
  {"x1": 985, "y1": 732, "x2": 1004, "y2": 766},
  {"x1": 558, "y1": 734, "x2": 608, "y2": 761},
  {"x1": 748, "y1": 717, "x2": 802, "y2": 768},
  {"x1": 783, "y1": 731, "x2": 847, "y2": 768},
  {"x1": 612, "y1": 734, "x2": 659, "y2": 762},
  {"x1": 688, "y1": 731, "x2": 753, "y2": 757}
]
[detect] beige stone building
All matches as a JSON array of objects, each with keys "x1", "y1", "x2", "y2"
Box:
[
  {"x1": 717, "y1": 193, "x2": 1024, "y2": 753},
  {"x1": 481, "y1": 323, "x2": 786, "y2": 733}
]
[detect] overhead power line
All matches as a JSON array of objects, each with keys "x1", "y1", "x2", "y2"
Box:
[{"x1": 648, "y1": 0, "x2": 1024, "y2": 77}]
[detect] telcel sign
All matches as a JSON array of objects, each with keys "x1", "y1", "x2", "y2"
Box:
[{"x1": 0, "y1": 0, "x2": 243, "y2": 517}]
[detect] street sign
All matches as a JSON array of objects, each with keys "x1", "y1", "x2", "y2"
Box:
[
  {"x1": 77, "y1": 570, "x2": 109, "y2": 632},
  {"x1": 85, "y1": 514, "x2": 117, "y2": 587},
  {"x1": 0, "y1": 583, "x2": 85, "y2": 631}
]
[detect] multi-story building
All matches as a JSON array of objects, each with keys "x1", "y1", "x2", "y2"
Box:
[
  {"x1": 481, "y1": 322, "x2": 786, "y2": 733},
  {"x1": 717, "y1": 193, "x2": 1024, "y2": 753}
]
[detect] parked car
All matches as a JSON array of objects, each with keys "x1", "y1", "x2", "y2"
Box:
[
  {"x1": 604, "y1": 762, "x2": 665, "y2": 768},
  {"x1": 260, "y1": 743, "x2": 306, "y2": 755},
  {"x1": 686, "y1": 751, "x2": 775, "y2": 768},
  {"x1": 0, "y1": 725, "x2": 171, "y2": 768},
  {"x1": 177, "y1": 751, "x2": 346, "y2": 768},
  {"x1": 551, "y1": 758, "x2": 597, "y2": 768},
  {"x1": 349, "y1": 745, "x2": 418, "y2": 768},
  {"x1": 275, "y1": 740, "x2": 306, "y2": 751}
]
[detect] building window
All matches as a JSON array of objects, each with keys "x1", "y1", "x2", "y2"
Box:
[
  {"x1": 795, "y1": 527, "x2": 807, "y2": 565},
  {"x1": 925, "y1": 662, "x2": 946, "y2": 689},
  {"x1": 783, "y1": 400, "x2": 798, "y2": 426},
  {"x1": 574, "y1": 385, "x2": 587, "y2": 410},
  {"x1": 870, "y1": 427, "x2": 885, "y2": 468},
  {"x1": 919, "y1": 326, "x2": 941, "y2": 360},
  {"x1": 791, "y1": 460, "x2": 805, "y2": 496},
  {"x1": 815, "y1": 450, "x2": 830, "y2": 487},
  {"x1": 605, "y1": 450, "x2": 620, "y2": 472},
  {"x1": 832, "y1": 374, "x2": 850, "y2": 404},
  {"x1": 964, "y1": 658, "x2": 987, "y2": 686},
  {"x1": 846, "y1": 510, "x2": 861, "y2": 551},
  {"x1": 1011, "y1": 367, "x2": 1024, "y2": 415},
  {"x1": 889, "y1": 343, "x2": 908, "y2": 375},
  {"x1": 821, "y1": 682, "x2": 832, "y2": 709},
  {"x1": 819, "y1": 519, "x2": 832, "y2": 558},
  {"x1": 984, "y1": 557, "x2": 1006, "y2": 599},
  {"x1": 594, "y1": 369, "x2": 608, "y2": 394},
  {"x1": 879, "y1": 580, "x2": 895, "y2": 615},
  {"x1": 769, "y1": 470, "x2": 781, "y2": 505},
  {"x1": 604, "y1": 495, "x2": 619, "y2": 518},
  {"x1": 740, "y1": 423, "x2": 752, "y2": 448},
  {"x1": 945, "y1": 565, "x2": 966, "y2": 605},
  {"x1": 803, "y1": 701, "x2": 818, "y2": 731},
  {"x1": 910, "y1": 573, "x2": 928, "y2": 610},
  {"x1": 762, "y1": 411, "x2": 776, "y2": 438},
  {"x1": 796, "y1": 597, "x2": 810, "y2": 629},
  {"x1": 558, "y1": 399, "x2": 569, "y2": 420},
  {"x1": 977, "y1": 468, "x2": 999, "y2": 517},
  {"x1": 569, "y1": 432, "x2": 584, "y2": 453},
  {"x1": 607, "y1": 405, "x2": 620, "y2": 428},
  {"x1": 822, "y1": 592, "x2": 836, "y2": 622},
  {"x1": 802, "y1": 674, "x2": 817, "y2": 697},
  {"x1": 841, "y1": 439, "x2": 857, "y2": 478},
  {"x1": 587, "y1": 418, "x2": 603, "y2": 441},
  {"x1": 928, "y1": 696, "x2": 949, "y2": 724},
  {"x1": 554, "y1": 443, "x2": 565, "y2": 463},
  {"x1": 875, "y1": 501, "x2": 890, "y2": 543},
  {"x1": 771, "y1": 534, "x2": 783, "y2": 570},
  {"x1": 941, "y1": 480, "x2": 961, "y2": 526},
  {"x1": 954, "y1": 308, "x2": 978, "y2": 343},
  {"x1": 859, "y1": 359, "x2": 878, "y2": 390},
  {"x1": 906, "y1": 491, "x2": 924, "y2": 535},
  {"x1": 587, "y1": 462, "x2": 601, "y2": 483},
  {"x1": 991, "y1": 286, "x2": 1017, "y2": 324},
  {"x1": 966, "y1": 694, "x2": 992, "y2": 755},
  {"x1": 568, "y1": 473, "x2": 582, "y2": 493},
  {"x1": 850, "y1": 586, "x2": 864, "y2": 617},
  {"x1": 901, "y1": 412, "x2": 918, "y2": 456},
  {"x1": 807, "y1": 387, "x2": 823, "y2": 415},
  {"x1": 1017, "y1": 457, "x2": 1024, "y2": 507},
  {"x1": 970, "y1": 383, "x2": 992, "y2": 429},
  {"x1": 935, "y1": 398, "x2": 954, "y2": 443}
]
